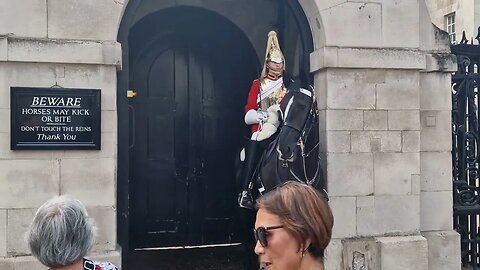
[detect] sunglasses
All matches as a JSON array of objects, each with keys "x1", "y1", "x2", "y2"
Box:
[{"x1": 253, "y1": 225, "x2": 284, "y2": 247}]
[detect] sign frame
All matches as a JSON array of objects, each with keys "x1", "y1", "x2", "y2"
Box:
[{"x1": 10, "y1": 87, "x2": 101, "y2": 150}]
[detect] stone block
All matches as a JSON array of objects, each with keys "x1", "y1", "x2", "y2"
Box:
[
  {"x1": 4, "y1": 63, "x2": 117, "y2": 110},
  {"x1": 314, "y1": 70, "x2": 327, "y2": 110},
  {"x1": 320, "y1": 2, "x2": 382, "y2": 47},
  {"x1": 62, "y1": 132, "x2": 116, "y2": 159},
  {"x1": 0, "y1": 64, "x2": 7, "y2": 108},
  {"x1": 0, "y1": 133, "x2": 65, "y2": 160},
  {"x1": 374, "y1": 153, "x2": 420, "y2": 195},
  {"x1": 7, "y1": 38, "x2": 121, "y2": 67},
  {"x1": 7, "y1": 209, "x2": 36, "y2": 255},
  {"x1": 326, "y1": 69, "x2": 376, "y2": 109},
  {"x1": 326, "y1": 131, "x2": 350, "y2": 153},
  {"x1": 357, "y1": 195, "x2": 420, "y2": 235},
  {"x1": 0, "y1": 38, "x2": 6, "y2": 61},
  {"x1": 310, "y1": 0, "x2": 347, "y2": 12},
  {"x1": 422, "y1": 230, "x2": 461, "y2": 270},
  {"x1": 382, "y1": 0, "x2": 419, "y2": 48},
  {"x1": 420, "y1": 111, "x2": 451, "y2": 152},
  {"x1": 420, "y1": 72, "x2": 452, "y2": 111},
  {"x1": 0, "y1": 109, "x2": 8, "y2": 132},
  {"x1": 342, "y1": 238, "x2": 378, "y2": 270},
  {"x1": 402, "y1": 131, "x2": 420, "y2": 152},
  {"x1": 62, "y1": 65, "x2": 117, "y2": 111},
  {"x1": 377, "y1": 71, "x2": 420, "y2": 110},
  {"x1": 324, "y1": 239, "x2": 344, "y2": 270},
  {"x1": 425, "y1": 53, "x2": 457, "y2": 72},
  {"x1": 327, "y1": 153, "x2": 374, "y2": 196},
  {"x1": 351, "y1": 131, "x2": 401, "y2": 153},
  {"x1": 388, "y1": 110, "x2": 420, "y2": 131},
  {"x1": 0, "y1": 160, "x2": 59, "y2": 208},
  {"x1": 411, "y1": 174, "x2": 421, "y2": 195},
  {"x1": 365, "y1": 69, "x2": 387, "y2": 84},
  {"x1": 307, "y1": 11, "x2": 326, "y2": 50},
  {"x1": 326, "y1": 110, "x2": 363, "y2": 131},
  {"x1": 1, "y1": 63, "x2": 116, "y2": 110},
  {"x1": 318, "y1": 110, "x2": 326, "y2": 131},
  {"x1": 311, "y1": 47, "x2": 337, "y2": 74},
  {"x1": 12, "y1": 255, "x2": 46, "y2": 270},
  {"x1": 102, "y1": 111, "x2": 117, "y2": 133},
  {"x1": 364, "y1": 110, "x2": 387, "y2": 130},
  {"x1": 60, "y1": 158, "x2": 115, "y2": 207},
  {"x1": 376, "y1": 235, "x2": 428, "y2": 270},
  {"x1": 420, "y1": 191, "x2": 453, "y2": 231},
  {"x1": 425, "y1": 116, "x2": 436, "y2": 126},
  {"x1": 0, "y1": 0, "x2": 47, "y2": 38},
  {"x1": 0, "y1": 62, "x2": 55, "y2": 109},
  {"x1": 336, "y1": 48, "x2": 425, "y2": 70},
  {"x1": 102, "y1": 43, "x2": 123, "y2": 70},
  {"x1": 87, "y1": 206, "x2": 117, "y2": 252},
  {"x1": 48, "y1": 0, "x2": 123, "y2": 41},
  {"x1": 0, "y1": 210, "x2": 6, "y2": 257},
  {"x1": 0, "y1": 257, "x2": 14, "y2": 270},
  {"x1": 314, "y1": 46, "x2": 426, "y2": 71},
  {"x1": 329, "y1": 196, "x2": 357, "y2": 238},
  {"x1": 318, "y1": 131, "x2": 327, "y2": 153},
  {"x1": 420, "y1": 152, "x2": 452, "y2": 192}
]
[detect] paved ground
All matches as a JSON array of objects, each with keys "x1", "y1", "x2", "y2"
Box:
[{"x1": 123, "y1": 245, "x2": 259, "y2": 270}]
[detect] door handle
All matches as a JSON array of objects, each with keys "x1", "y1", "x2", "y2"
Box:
[{"x1": 128, "y1": 105, "x2": 136, "y2": 149}]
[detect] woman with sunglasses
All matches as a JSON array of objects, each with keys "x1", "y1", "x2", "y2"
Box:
[{"x1": 254, "y1": 181, "x2": 333, "y2": 270}]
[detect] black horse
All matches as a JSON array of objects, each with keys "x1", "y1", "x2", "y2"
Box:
[
  {"x1": 236, "y1": 81, "x2": 323, "y2": 270},
  {"x1": 255, "y1": 82, "x2": 322, "y2": 193}
]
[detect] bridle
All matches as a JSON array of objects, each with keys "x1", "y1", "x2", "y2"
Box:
[{"x1": 276, "y1": 88, "x2": 321, "y2": 186}]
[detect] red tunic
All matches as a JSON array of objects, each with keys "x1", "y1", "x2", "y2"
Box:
[
  {"x1": 245, "y1": 79, "x2": 261, "y2": 133},
  {"x1": 244, "y1": 75, "x2": 286, "y2": 133}
]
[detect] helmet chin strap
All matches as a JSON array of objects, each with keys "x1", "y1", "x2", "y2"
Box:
[{"x1": 268, "y1": 68, "x2": 283, "y2": 78}]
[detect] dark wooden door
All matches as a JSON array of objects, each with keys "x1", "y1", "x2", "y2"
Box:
[{"x1": 129, "y1": 27, "x2": 251, "y2": 248}]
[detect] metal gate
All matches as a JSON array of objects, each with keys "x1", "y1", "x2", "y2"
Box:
[{"x1": 452, "y1": 30, "x2": 480, "y2": 269}]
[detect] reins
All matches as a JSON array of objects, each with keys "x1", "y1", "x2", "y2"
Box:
[{"x1": 275, "y1": 90, "x2": 322, "y2": 187}]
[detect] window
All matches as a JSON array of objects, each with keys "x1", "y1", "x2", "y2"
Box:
[{"x1": 446, "y1": 13, "x2": 456, "y2": 44}]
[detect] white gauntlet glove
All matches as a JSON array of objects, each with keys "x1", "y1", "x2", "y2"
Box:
[{"x1": 244, "y1": 109, "x2": 268, "y2": 125}]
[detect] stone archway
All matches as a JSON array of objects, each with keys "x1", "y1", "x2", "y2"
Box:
[{"x1": 116, "y1": 0, "x2": 316, "y2": 250}]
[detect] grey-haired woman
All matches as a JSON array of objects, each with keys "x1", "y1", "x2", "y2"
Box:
[{"x1": 27, "y1": 195, "x2": 118, "y2": 270}]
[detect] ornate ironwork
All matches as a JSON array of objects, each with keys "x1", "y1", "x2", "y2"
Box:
[{"x1": 452, "y1": 29, "x2": 480, "y2": 269}]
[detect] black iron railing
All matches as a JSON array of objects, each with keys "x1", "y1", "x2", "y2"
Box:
[{"x1": 452, "y1": 29, "x2": 480, "y2": 269}]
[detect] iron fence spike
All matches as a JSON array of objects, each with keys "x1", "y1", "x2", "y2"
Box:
[
  {"x1": 476, "y1": 27, "x2": 480, "y2": 45},
  {"x1": 461, "y1": 31, "x2": 468, "y2": 44}
]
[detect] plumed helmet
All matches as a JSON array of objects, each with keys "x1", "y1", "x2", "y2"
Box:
[{"x1": 261, "y1": 31, "x2": 285, "y2": 78}]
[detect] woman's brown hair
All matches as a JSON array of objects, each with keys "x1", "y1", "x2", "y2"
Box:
[{"x1": 256, "y1": 181, "x2": 334, "y2": 259}]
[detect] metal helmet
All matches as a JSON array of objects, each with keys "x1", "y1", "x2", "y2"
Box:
[{"x1": 261, "y1": 31, "x2": 285, "y2": 78}]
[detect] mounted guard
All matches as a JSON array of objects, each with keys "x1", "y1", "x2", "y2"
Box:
[{"x1": 238, "y1": 31, "x2": 288, "y2": 209}]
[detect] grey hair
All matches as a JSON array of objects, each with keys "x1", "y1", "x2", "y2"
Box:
[{"x1": 27, "y1": 195, "x2": 96, "y2": 267}]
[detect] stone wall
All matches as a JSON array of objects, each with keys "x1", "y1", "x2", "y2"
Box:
[
  {"x1": 297, "y1": 0, "x2": 460, "y2": 269},
  {"x1": 0, "y1": 0, "x2": 122, "y2": 269}
]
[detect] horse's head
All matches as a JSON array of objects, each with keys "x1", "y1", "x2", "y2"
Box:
[{"x1": 277, "y1": 82, "x2": 314, "y2": 162}]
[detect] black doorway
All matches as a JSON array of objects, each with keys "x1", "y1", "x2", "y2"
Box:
[
  {"x1": 126, "y1": 7, "x2": 258, "y2": 249},
  {"x1": 117, "y1": 3, "x2": 315, "y2": 263}
]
